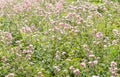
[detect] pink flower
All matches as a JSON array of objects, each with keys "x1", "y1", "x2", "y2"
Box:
[
  {"x1": 59, "y1": 23, "x2": 70, "y2": 29},
  {"x1": 80, "y1": 62, "x2": 86, "y2": 68},
  {"x1": 111, "y1": 61, "x2": 117, "y2": 67},
  {"x1": 21, "y1": 26, "x2": 32, "y2": 33},
  {"x1": 110, "y1": 61, "x2": 118, "y2": 77},
  {"x1": 73, "y1": 69, "x2": 80, "y2": 76},
  {"x1": 56, "y1": 2, "x2": 63, "y2": 10},
  {"x1": 4, "y1": 32, "x2": 12, "y2": 41},
  {"x1": 96, "y1": 32, "x2": 103, "y2": 39},
  {"x1": 28, "y1": 44, "x2": 34, "y2": 51},
  {"x1": 88, "y1": 61, "x2": 94, "y2": 67}
]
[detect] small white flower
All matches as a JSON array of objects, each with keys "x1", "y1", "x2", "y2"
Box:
[{"x1": 5, "y1": 73, "x2": 14, "y2": 77}]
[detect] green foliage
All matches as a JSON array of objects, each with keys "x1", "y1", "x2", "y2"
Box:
[{"x1": 0, "y1": 0, "x2": 120, "y2": 77}]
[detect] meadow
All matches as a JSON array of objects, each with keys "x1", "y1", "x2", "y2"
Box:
[{"x1": 0, "y1": 0, "x2": 120, "y2": 77}]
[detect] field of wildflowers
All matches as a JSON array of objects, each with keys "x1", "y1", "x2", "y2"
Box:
[{"x1": 0, "y1": 0, "x2": 120, "y2": 77}]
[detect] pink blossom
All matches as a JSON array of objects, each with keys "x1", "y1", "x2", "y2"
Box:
[
  {"x1": 96, "y1": 32, "x2": 103, "y2": 39},
  {"x1": 88, "y1": 61, "x2": 94, "y2": 67},
  {"x1": 56, "y1": 2, "x2": 63, "y2": 10},
  {"x1": 111, "y1": 61, "x2": 117, "y2": 67},
  {"x1": 4, "y1": 32, "x2": 12, "y2": 41},
  {"x1": 80, "y1": 62, "x2": 86, "y2": 68},
  {"x1": 73, "y1": 69, "x2": 80, "y2": 76}
]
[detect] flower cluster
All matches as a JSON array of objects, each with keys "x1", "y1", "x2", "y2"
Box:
[{"x1": 0, "y1": 0, "x2": 120, "y2": 77}]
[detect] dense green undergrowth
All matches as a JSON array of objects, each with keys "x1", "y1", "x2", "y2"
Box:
[{"x1": 0, "y1": 0, "x2": 120, "y2": 77}]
